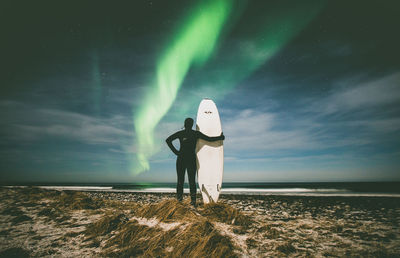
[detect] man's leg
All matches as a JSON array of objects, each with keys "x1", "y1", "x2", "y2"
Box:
[
  {"x1": 176, "y1": 158, "x2": 185, "y2": 202},
  {"x1": 187, "y1": 163, "x2": 197, "y2": 206}
]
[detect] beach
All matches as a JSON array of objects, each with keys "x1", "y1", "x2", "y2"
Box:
[{"x1": 0, "y1": 187, "x2": 399, "y2": 257}]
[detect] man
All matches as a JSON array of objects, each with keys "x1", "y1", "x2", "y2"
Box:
[{"x1": 166, "y1": 118, "x2": 225, "y2": 206}]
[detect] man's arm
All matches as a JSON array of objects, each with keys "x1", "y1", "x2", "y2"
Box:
[
  {"x1": 166, "y1": 131, "x2": 181, "y2": 155},
  {"x1": 197, "y1": 131, "x2": 225, "y2": 142}
]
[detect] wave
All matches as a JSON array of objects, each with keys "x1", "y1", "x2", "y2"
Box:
[
  {"x1": 37, "y1": 186, "x2": 113, "y2": 191},
  {"x1": 4, "y1": 185, "x2": 400, "y2": 197},
  {"x1": 221, "y1": 188, "x2": 348, "y2": 193}
]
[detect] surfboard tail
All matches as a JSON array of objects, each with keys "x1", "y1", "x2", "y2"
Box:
[{"x1": 201, "y1": 184, "x2": 214, "y2": 203}]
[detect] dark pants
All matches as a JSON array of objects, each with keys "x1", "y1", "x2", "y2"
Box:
[{"x1": 176, "y1": 156, "x2": 197, "y2": 204}]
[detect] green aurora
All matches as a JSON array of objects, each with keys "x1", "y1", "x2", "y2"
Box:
[
  {"x1": 133, "y1": 0, "x2": 233, "y2": 173},
  {"x1": 133, "y1": 0, "x2": 325, "y2": 174}
]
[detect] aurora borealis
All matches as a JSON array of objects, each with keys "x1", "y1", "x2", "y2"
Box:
[
  {"x1": 133, "y1": 0, "x2": 232, "y2": 173},
  {"x1": 1, "y1": 0, "x2": 399, "y2": 183}
]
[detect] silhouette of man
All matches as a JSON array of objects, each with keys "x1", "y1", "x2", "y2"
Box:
[{"x1": 166, "y1": 118, "x2": 225, "y2": 206}]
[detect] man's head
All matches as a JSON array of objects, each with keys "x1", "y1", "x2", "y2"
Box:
[{"x1": 184, "y1": 118, "x2": 194, "y2": 129}]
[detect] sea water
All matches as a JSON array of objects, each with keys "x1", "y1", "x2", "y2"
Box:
[{"x1": 4, "y1": 182, "x2": 400, "y2": 197}]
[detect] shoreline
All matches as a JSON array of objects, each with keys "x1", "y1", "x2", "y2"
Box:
[
  {"x1": 4, "y1": 185, "x2": 400, "y2": 197},
  {"x1": 1, "y1": 187, "x2": 399, "y2": 256}
]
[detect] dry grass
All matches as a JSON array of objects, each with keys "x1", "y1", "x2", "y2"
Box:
[
  {"x1": 14, "y1": 187, "x2": 60, "y2": 203},
  {"x1": 84, "y1": 213, "x2": 128, "y2": 236},
  {"x1": 136, "y1": 199, "x2": 197, "y2": 222},
  {"x1": 0, "y1": 247, "x2": 31, "y2": 257},
  {"x1": 102, "y1": 219, "x2": 237, "y2": 257},
  {"x1": 37, "y1": 207, "x2": 63, "y2": 221},
  {"x1": 201, "y1": 202, "x2": 253, "y2": 227},
  {"x1": 1, "y1": 206, "x2": 24, "y2": 217},
  {"x1": 2, "y1": 188, "x2": 400, "y2": 257},
  {"x1": 257, "y1": 224, "x2": 280, "y2": 239},
  {"x1": 276, "y1": 242, "x2": 297, "y2": 254},
  {"x1": 82, "y1": 198, "x2": 240, "y2": 257},
  {"x1": 173, "y1": 220, "x2": 236, "y2": 257},
  {"x1": 11, "y1": 214, "x2": 32, "y2": 225},
  {"x1": 52, "y1": 191, "x2": 101, "y2": 210}
]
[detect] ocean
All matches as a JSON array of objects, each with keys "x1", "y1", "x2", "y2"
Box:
[{"x1": 4, "y1": 182, "x2": 400, "y2": 197}]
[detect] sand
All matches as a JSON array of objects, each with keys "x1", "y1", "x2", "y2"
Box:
[{"x1": 0, "y1": 187, "x2": 399, "y2": 257}]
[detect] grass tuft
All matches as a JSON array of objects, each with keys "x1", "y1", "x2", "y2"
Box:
[
  {"x1": 201, "y1": 202, "x2": 253, "y2": 227},
  {"x1": 136, "y1": 199, "x2": 197, "y2": 222},
  {"x1": 0, "y1": 247, "x2": 30, "y2": 258},
  {"x1": 276, "y1": 242, "x2": 296, "y2": 254},
  {"x1": 11, "y1": 214, "x2": 32, "y2": 225},
  {"x1": 85, "y1": 213, "x2": 128, "y2": 236},
  {"x1": 53, "y1": 191, "x2": 101, "y2": 210}
]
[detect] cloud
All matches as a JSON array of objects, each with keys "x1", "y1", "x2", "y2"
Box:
[
  {"x1": 219, "y1": 83, "x2": 400, "y2": 164},
  {"x1": 316, "y1": 72, "x2": 400, "y2": 114},
  {"x1": 274, "y1": 72, "x2": 400, "y2": 152},
  {"x1": 0, "y1": 101, "x2": 133, "y2": 145},
  {"x1": 345, "y1": 118, "x2": 400, "y2": 134},
  {"x1": 222, "y1": 109, "x2": 318, "y2": 155}
]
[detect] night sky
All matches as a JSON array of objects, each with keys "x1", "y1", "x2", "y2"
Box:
[{"x1": 1, "y1": 0, "x2": 399, "y2": 183}]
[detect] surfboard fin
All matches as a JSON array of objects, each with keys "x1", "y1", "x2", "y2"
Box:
[{"x1": 202, "y1": 184, "x2": 214, "y2": 203}]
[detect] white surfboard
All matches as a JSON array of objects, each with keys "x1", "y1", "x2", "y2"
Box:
[{"x1": 196, "y1": 98, "x2": 224, "y2": 204}]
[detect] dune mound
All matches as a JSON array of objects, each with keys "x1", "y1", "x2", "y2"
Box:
[
  {"x1": 83, "y1": 198, "x2": 249, "y2": 257},
  {"x1": 101, "y1": 218, "x2": 236, "y2": 257},
  {"x1": 55, "y1": 191, "x2": 101, "y2": 210}
]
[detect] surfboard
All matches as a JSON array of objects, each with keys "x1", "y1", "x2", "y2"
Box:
[{"x1": 196, "y1": 98, "x2": 224, "y2": 204}]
